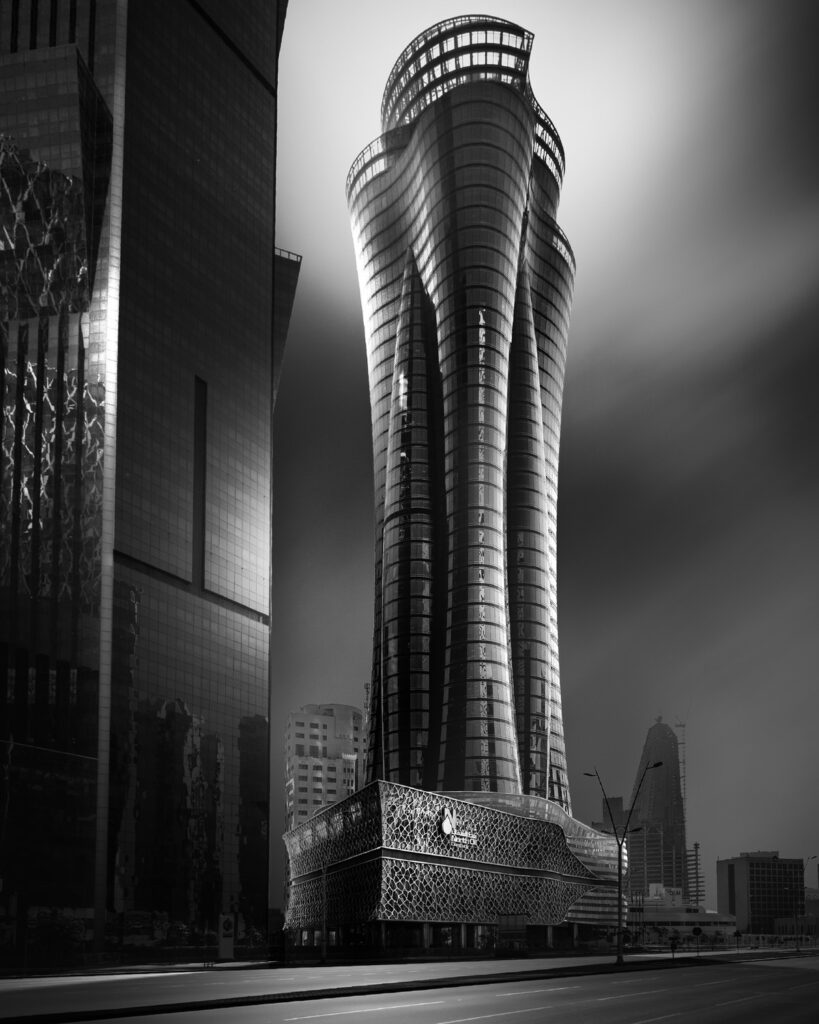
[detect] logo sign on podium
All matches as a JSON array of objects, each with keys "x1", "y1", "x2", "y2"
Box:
[{"x1": 439, "y1": 805, "x2": 478, "y2": 847}]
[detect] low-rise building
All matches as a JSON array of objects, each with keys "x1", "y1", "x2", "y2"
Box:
[
  {"x1": 628, "y1": 884, "x2": 736, "y2": 947},
  {"x1": 716, "y1": 851, "x2": 804, "y2": 934}
]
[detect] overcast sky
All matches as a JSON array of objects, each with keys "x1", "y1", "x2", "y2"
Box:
[{"x1": 273, "y1": 0, "x2": 819, "y2": 907}]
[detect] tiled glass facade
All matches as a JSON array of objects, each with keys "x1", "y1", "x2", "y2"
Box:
[
  {"x1": 347, "y1": 17, "x2": 573, "y2": 808},
  {"x1": 0, "y1": 1, "x2": 292, "y2": 963},
  {"x1": 0, "y1": 15, "x2": 113, "y2": 962}
]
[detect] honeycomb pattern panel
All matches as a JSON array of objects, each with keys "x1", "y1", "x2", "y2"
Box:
[
  {"x1": 284, "y1": 782, "x2": 383, "y2": 879},
  {"x1": 285, "y1": 858, "x2": 382, "y2": 930},
  {"x1": 378, "y1": 857, "x2": 591, "y2": 925},
  {"x1": 380, "y1": 783, "x2": 593, "y2": 877}
]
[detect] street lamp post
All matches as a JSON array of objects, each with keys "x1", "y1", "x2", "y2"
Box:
[
  {"x1": 584, "y1": 760, "x2": 663, "y2": 966},
  {"x1": 321, "y1": 863, "x2": 328, "y2": 964},
  {"x1": 794, "y1": 855, "x2": 817, "y2": 953},
  {"x1": 807, "y1": 856, "x2": 818, "y2": 949}
]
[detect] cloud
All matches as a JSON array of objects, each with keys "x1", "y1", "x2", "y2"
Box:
[{"x1": 560, "y1": 288, "x2": 819, "y2": 875}]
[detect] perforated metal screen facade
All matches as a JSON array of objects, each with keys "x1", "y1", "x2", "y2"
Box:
[{"x1": 284, "y1": 782, "x2": 618, "y2": 930}]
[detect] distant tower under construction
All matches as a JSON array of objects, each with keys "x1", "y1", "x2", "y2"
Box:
[{"x1": 626, "y1": 718, "x2": 688, "y2": 899}]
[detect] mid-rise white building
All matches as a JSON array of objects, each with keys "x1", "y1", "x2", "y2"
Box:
[{"x1": 284, "y1": 704, "x2": 365, "y2": 830}]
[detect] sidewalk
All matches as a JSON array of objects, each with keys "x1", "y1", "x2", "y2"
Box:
[{"x1": 1, "y1": 948, "x2": 815, "y2": 1023}]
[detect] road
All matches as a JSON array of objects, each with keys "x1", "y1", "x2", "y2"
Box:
[
  {"x1": 0, "y1": 954, "x2": 642, "y2": 1019},
  {"x1": 2, "y1": 955, "x2": 818, "y2": 1023}
]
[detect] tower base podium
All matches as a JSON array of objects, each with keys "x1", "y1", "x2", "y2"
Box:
[{"x1": 284, "y1": 782, "x2": 620, "y2": 950}]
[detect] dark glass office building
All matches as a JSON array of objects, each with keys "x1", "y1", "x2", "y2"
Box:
[
  {"x1": 0, "y1": 1, "x2": 297, "y2": 964},
  {"x1": 285, "y1": 17, "x2": 619, "y2": 952}
]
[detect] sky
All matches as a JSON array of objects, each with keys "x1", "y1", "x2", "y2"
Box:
[{"x1": 272, "y1": 0, "x2": 819, "y2": 908}]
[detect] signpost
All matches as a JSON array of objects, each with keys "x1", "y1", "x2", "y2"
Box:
[{"x1": 217, "y1": 913, "x2": 235, "y2": 961}]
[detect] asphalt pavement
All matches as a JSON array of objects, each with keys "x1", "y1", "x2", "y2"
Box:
[{"x1": 1, "y1": 948, "x2": 817, "y2": 1023}]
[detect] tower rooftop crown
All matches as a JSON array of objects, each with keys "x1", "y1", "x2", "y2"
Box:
[
  {"x1": 373, "y1": 15, "x2": 565, "y2": 188},
  {"x1": 381, "y1": 15, "x2": 531, "y2": 130}
]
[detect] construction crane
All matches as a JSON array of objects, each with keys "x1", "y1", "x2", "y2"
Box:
[{"x1": 675, "y1": 719, "x2": 686, "y2": 816}]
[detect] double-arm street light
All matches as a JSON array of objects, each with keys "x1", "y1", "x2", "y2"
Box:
[{"x1": 584, "y1": 760, "x2": 663, "y2": 965}]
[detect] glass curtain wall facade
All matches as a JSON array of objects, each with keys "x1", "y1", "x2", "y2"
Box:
[
  {"x1": 0, "y1": 0, "x2": 119, "y2": 964},
  {"x1": 347, "y1": 16, "x2": 573, "y2": 809},
  {"x1": 284, "y1": 19, "x2": 623, "y2": 950},
  {"x1": 0, "y1": 0, "x2": 291, "y2": 964}
]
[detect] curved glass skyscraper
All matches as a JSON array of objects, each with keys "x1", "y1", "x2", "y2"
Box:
[
  {"x1": 347, "y1": 16, "x2": 574, "y2": 809},
  {"x1": 284, "y1": 18, "x2": 620, "y2": 949}
]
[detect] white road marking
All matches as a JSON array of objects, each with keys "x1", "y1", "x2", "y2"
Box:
[
  {"x1": 284, "y1": 1001, "x2": 444, "y2": 1020},
  {"x1": 597, "y1": 989, "x2": 667, "y2": 1000},
  {"x1": 492, "y1": 987, "x2": 577, "y2": 996},
  {"x1": 631, "y1": 1014, "x2": 682, "y2": 1024},
  {"x1": 437, "y1": 1006, "x2": 560, "y2": 1023},
  {"x1": 712, "y1": 994, "x2": 762, "y2": 1008},
  {"x1": 711, "y1": 979, "x2": 819, "y2": 1009}
]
